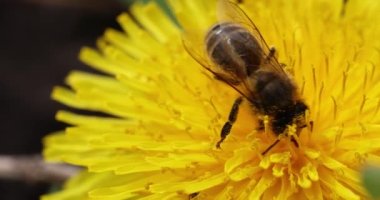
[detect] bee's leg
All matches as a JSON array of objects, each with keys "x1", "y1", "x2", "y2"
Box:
[
  {"x1": 261, "y1": 139, "x2": 280, "y2": 155},
  {"x1": 262, "y1": 130, "x2": 297, "y2": 155},
  {"x1": 216, "y1": 97, "x2": 243, "y2": 148}
]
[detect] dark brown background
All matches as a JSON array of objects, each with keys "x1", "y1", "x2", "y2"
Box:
[{"x1": 0, "y1": 0, "x2": 124, "y2": 199}]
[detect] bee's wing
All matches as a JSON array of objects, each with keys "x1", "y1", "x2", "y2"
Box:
[
  {"x1": 182, "y1": 29, "x2": 221, "y2": 78},
  {"x1": 182, "y1": 16, "x2": 251, "y2": 99},
  {"x1": 216, "y1": 0, "x2": 287, "y2": 77},
  {"x1": 182, "y1": 14, "x2": 254, "y2": 98}
]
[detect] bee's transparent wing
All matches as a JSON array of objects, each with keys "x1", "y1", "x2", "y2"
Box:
[
  {"x1": 216, "y1": 0, "x2": 287, "y2": 77},
  {"x1": 182, "y1": 20, "x2": 251, "y2": 98},
  {"x1": 182, "y1": 28, "x2": 215, "y2": 73}
]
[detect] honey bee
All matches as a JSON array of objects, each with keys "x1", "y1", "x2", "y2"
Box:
[{"x1": 183, "y1": 0, "x2": 309, "y2": 155}]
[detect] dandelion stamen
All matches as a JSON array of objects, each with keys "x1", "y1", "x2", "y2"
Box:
[
  {"x1": 359, "y1": 95, "x2": 367, "y2": 115},
  {"x1": 312, "y1": 67, "x2": 317, "y2": 91},
  {"x1": 300, "y1": 76, "x2": 306, "y2": 95},
  {"x1": 334, "y1": 124, "x2": 344, "y2": 146},
  {"x1": 297, "y1": 44, "x2": 303, "y2": 67},
  {"x1": 331, "y1": 96, "x2": 338, "y2": 121},
  {"x1": 324, "y1": 53, "x2": 330, "y2": 78},
  {"x1": 263, "y1": 115, "x2": 269, "y2": 136},
  {"x1": 374, "y1": 98, "x2": 380, "y2": 118}
]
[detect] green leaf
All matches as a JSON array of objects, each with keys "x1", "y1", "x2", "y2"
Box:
[{"x1": 362, "y1": 165, "x2": 380, "y2": 199}]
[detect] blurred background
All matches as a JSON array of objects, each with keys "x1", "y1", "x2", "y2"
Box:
[
  {"x1": 0, "y1": 0, "x2": 174, "y2": 198},
  {"x1": 0, "y1": 0, "x2": 124, "y2": 199}
]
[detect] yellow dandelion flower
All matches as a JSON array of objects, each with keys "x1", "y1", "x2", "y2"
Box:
[{"x1": 42, "y1": 0, "x2": 380, "y2": 199}]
